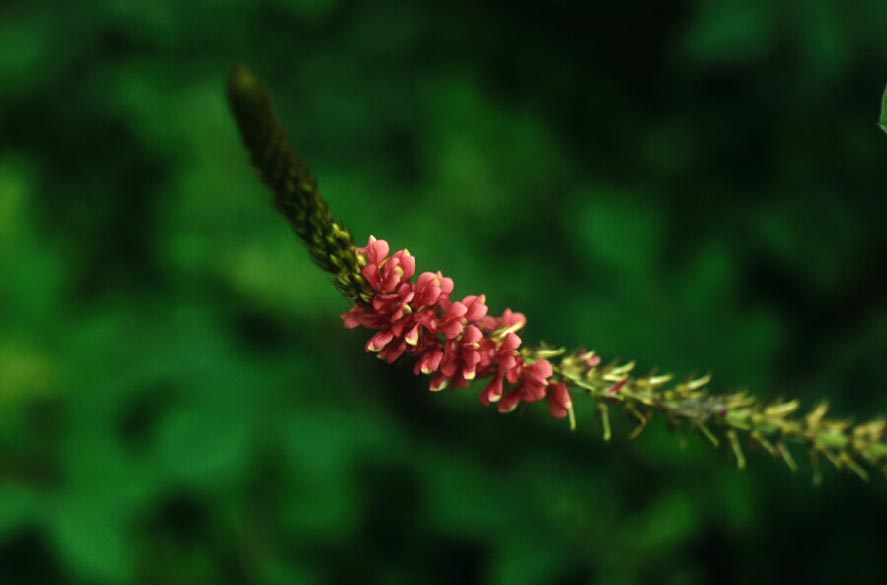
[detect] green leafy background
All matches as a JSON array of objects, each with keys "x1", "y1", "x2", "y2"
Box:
[{"x1": 1, "y1": 1, "x2": 886, "y2": 584}]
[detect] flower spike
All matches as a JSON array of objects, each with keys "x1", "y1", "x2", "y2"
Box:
[{"x1": 228, "y1": 64, "x2": 887, "y2": 483}]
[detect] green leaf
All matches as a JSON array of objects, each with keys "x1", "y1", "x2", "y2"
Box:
[{"x1": 880, "y1": 83, "x2": 887, "y2": 135}]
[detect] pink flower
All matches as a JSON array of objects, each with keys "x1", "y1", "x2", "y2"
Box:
[
  {"x1": 461, "y1": 294, "x2": 489, "y2": 321},
  {"x1": 360, "y1": 236, "x2": 416, "y2": 293},
  {"x1": 479, "y1": 374, "x2": 504, "y2": 405},
  {"x1": 478, "y1": 308, "x2": 526, "y2": 335},
  {"x1": 342, "y1": 236, "x2": 572, "y2": 422},
  {"x1": 546, "y1": 382, "x2": 572, "y2": 419},
  {"x1": 498, "y1": 359, "x2": 554, "y2": 412}
]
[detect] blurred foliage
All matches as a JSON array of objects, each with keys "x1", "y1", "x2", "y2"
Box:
[{"x1": 1, "y1": 1, "x2": 886, "y2": 584}]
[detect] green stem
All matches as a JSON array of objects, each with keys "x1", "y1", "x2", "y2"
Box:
[{"x1": 539, "y1": 346, "x2": 887, "y2": 481}]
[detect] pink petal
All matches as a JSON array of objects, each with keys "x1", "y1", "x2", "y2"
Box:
[
  {"x1": 441, "y1": 356, "x2": 458, "y2": 378},
  {"x1": 365, "y1": 236, "x2": 390, "y2": 263},
  {"x1": 404, "y1": 324, "x2": 420, "y2": 346},
  {"x1": 429, "y1": 374, "x2": 449, "y2": 392},
  {"x1": 501, "y1": 332, "x2": 522, "y2": 352},
  {"x1": 447, "y1": 302, "x2": 468, "y2": 319},
  {"x1": 439, "y1": 275, "x2": 454, "y2": 295},
  {"x1": 547, "y1": 382, "x2": 572, "y2": 410},
  {"x1": 521, "y1": 381, "x2": 547, "y2": 402},
  {"x1": 381, "y1": 342, "x2": 406, "y2": 364},
  {"x1": 499, "y1": 355, "x2": 518, "y2": 372},
  {"x1": 498, "y1": 309, "x2": 526, "y2": 330},
  {"x1": 367, "y1": 330, "x2": 394, "y2": 352},
  {"x1": 342, "y1": 309, "x2": 362, "y2": 329},
  {"x1": 414, "y1": 311, "x2": 437, "y2": 329},
  {"x1": 416, "y1": 271, "x2": 435, "y2": 288},
  {"x1": 505, "y1": 363, "x2": 523, "y2": 384},
  {"x1": 373, "y1": 293, "x2": 398, "y2": 312},
  {"x1": 462, "y1": 325, "x2": 483, "y2": 345},
  {"x1": 549, "y1": 403, "x2": 569, "y2": 418},
  {"x1": 441, "y1": 319, "x2": 464, "y2": 340},
  {"x1": 417, "y1": 348, "x2": 444, "y2": 374},
  {"x1": 397, "y1": 251, "x2": 416, "y2": 280},
  {"x1": 480, "y1": 376, "x2": 504, "y2": 405},
  {"x1": 498, "y1": 390, "x2": 522, "y2": 413},
  {"x1": 362, "y1": 263, "x2": 380, "y2": 285},
  {"x1": 462, "y1": 295, "x2": 489, "y2": 321},
  {"x1": 462, "y1": 349, "x2": 481, "y2": 370},
  {"x1": 525, "y1": 359, "x2": 553, "y2": 384}
]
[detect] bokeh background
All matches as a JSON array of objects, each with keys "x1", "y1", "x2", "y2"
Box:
[{"x1": 1, "y1": 1, "x2": 886, "y2": 584}]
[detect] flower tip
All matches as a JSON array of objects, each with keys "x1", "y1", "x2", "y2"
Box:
[
  {"x1": 430, "y1": 377, "x2": 449, "y2": 392},
  {"x1": 549, "y1": 406, "x2": 569, "y2": 419},
  {"x1": 367, "y1": 330, "x2": 394, "y2": 352}
]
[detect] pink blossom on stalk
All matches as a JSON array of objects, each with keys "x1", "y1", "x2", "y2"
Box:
[
  {"x1": 479, "y1": 374, "x2": 504, "y2": 405},
  {"x1": 341, "y1": 236, "x2": 573, "y2": 421},
  {"x1": 546, "y1": 382, "x2": 573, "y2": 418},
  {"x1": 497, "y1": 359, "x2": 553, "y2": 412}
]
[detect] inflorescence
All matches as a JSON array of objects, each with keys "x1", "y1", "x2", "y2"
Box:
[
  {"x1": 341, "y1": 236, "x2": 573, "y2": 420},
  {"x1": 227, "y1": 63, "x2": 887, "y2": 483}
]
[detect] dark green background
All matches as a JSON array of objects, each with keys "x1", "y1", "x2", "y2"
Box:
[{"x1": 1, "y1": 1, "x2": 886, "y2": 584}]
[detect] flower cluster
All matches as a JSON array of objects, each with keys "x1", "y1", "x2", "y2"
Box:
[{"x1": 342, "y1": 236, "x2": 573, "y2": 419}]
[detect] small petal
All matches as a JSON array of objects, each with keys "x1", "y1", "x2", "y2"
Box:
[
  {"x1": 439, "y1": 275, "x2": 455, "y2": 295},
  {"x1": 430, "y1": 374, "x2": 449, "y2": 392},
  {"x1": 524, "y1": 359, "x2": 553, "y2": 384},
  {"x1": 498, "y1": 309, "x2": 526, "y2": 331},
  {"x1": 498, "y1": 390, "x2": 522, "y2": 413},
  {"x1": 462, "y1": 325, "x2": 483, "y2": 345},
  {"x1": 342, "y1": 309, "x2": 363, "y2": 329},
  {"x1": 365, "y1": 236, "x2": 390, "y2": 264},
  {"x1": 463, "y1": 294, "x2": 488, "y2": 321},
  {"x1": 418, "y1": 349, "x2": 444, "y2": 374},
  {"x1": 362, "y1": 263, "x2": 380, "y2": 286},
  {"x1": 405, "y1": 324, "x2": 420, "y2": 346},
  {"x1": 398, "y1": 251, "x2": 416, "y2": 280},
  {"x1": 367, "y1": 330, "x2": 394, "y2": 352},
  {"x1": 447, "y1": 302, "x2": 468, "y2": 319},
  {"x1": 549, "y1": 402, "x2": 569, "y2": 419},
  {"x1": 521, "y1": 381, "x2": 547, "y2": 402},
  {"x1": 480, "y1": 376, "x2": 504, "y2": 405},
  {"x1": 546, "y1": 382, "x2": 572, "y2": 418},
  {"x1": 441, "y1": 356, "x2": 458, "y2": 378},
  {"x1": 441, "y1": 319, "x2": 464, "y2": 340},
  {"x1": 500, "y1": 332, "x2": 522, "y2": 352},
  {"x1": 505, "y1": 363, "x2": 523, "y2": 384},
  {"x1": 547, "y1": 382, "x2": 572, "y2": 410},
  {"x1": 381, "y1": 342, "x2": 406, "y2": 364}
]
